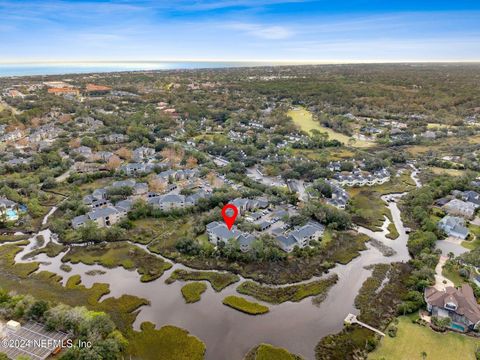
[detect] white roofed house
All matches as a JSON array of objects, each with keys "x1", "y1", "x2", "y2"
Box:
[{"x1": 373, "y1": 169, "x2": 390, "y2": 184}]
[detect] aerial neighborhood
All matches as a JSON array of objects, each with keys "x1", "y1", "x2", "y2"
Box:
[{"x1": 1, "y1": 64, "x2": 480, "y2": 360}]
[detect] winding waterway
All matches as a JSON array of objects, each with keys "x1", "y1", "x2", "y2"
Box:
[{"x1": 12, "y1": 195, "x2": 412, "y2": 360}]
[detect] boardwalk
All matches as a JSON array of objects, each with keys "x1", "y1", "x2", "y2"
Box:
[{"x1": 344, "y1": 313, "x2": 386, "y2": 336}]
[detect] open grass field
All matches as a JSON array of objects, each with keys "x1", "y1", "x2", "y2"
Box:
[
  {"x1": 127, "y1": 322, "x2": 206, "y2": 360},
  {"x1": 287, "y1": 108, "x2": 374, "y2": 148},
  {"x1": 429, "y1": 167, "x2": 466, "y2": 177},
  {"x1": 222, "y1": 295, "x2": 269, "y2": 315},
  {"x1": 369, "y1": 316, "x2": 479, "y2": 360},
  {"x1": 291, "y1": 148, "x2": 356, "y2": 162}
]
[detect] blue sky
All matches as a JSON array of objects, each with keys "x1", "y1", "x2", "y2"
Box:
[{"x1": 1, "y1": 0, "x2": 480, "y2": 62}]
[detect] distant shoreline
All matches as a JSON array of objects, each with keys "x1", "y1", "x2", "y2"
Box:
[
  {"x1": 0, "y1": 61, "x2": 273, "y2": 77},
  {"x1": 1, "y1": 61, "x2": 479, "y2": 78}
]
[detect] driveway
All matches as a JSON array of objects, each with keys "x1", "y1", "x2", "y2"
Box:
[{"x1": 434, "y1": 255, "x2": 454, "y2": 290}]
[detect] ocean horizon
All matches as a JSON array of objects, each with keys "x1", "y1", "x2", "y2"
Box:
[{"x1": 0, "y1": 61, "x2": 280, "y2": 77}]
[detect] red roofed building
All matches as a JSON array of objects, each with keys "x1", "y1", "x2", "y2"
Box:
[
  {"x1": 85, "y1": 84, "x2": 112, "y2": 95},
  {"x1": 47, "y1": 88, "x2": 80, "y2": 96}
]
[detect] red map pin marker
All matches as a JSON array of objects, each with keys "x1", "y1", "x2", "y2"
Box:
[{"x1": 222, "y1": 204, "x2": 238, "y2": 230}]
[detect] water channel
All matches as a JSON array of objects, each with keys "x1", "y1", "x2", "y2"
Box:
[{"x1": 11, "y1": 195, "x2": 413, "y2": 360}]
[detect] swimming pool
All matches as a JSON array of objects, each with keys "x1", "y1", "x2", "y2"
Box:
[
  {"x1": 5, "y1": 209, "x2": 18, "y2": 221},
  {"x1": 450, "y1": 323, "x2": 465, "y2": 332}
]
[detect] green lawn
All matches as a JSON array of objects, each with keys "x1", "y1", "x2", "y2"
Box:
[
  {"x1": 222, "y1": 295, "x2": 269, "y2": 315},
  {"x1": 442, "y1": 264, "x2": 466, "y2": 287},
  {"x1": 430, "y1": 167, "x2": 466, "y2": 177},
  {"x1": 287, "y1": 107, "x2": 374, "y2": 148},
  {"x1": 181, "y1": 282, "x2": 207, "y2": 303},
  {"x1": 463, "y1": 224, "x2": 480, "y2": 250},
  {"x1": 369, "y1": 316, "x2": 479, "y2": 360}
]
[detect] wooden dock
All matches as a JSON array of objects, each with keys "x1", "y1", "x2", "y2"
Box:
[{"x1": 344, "y1": 313, "x2": 386, "y2": 337}]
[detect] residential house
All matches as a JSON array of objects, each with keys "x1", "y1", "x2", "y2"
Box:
[
  {"x1": 1, "y1": 129, "x2": 23, "y2": 142},
  {"x1": 85, "y1": 84, "x2": 112, "y2": 96},
  {"x1": 94, "y1": 151, "x2": 114, "y2": 163},
  {"x1": 437, "y1": 215, "x2": 469, "y2": 240},
  {"x1": 443, "y1": 199, "x2": 476, "y2": 219},
  {"x1": 103, "y1": 133, "x2": 128, "y2": 144},
  {"x1": 132, "y1": 147, "x2": 155, "y2": 162},
  {"x1": 228, "y1": 198, "x2": 269, "y2": 215},
  {"x1": 72, "y1": 206, "x2": 122, "y2": 229},
  {"x1": 0, "y1": 198, "x2": 18, "y2": 221},
  {"x1": 276, "y1": 222, "x2": 324, "y2": 252},
  {"x1": 206, "y1": 221, "x2": 255, "y2": 251},
  {"x1": 148, "y1": 194, "x2": 186, "y2": 212},
  {"x1": 460, "y1": 190, "x2": 480, "y2": 208},
  {"x1": 118, "y1": 163, "x2": 155, "y2": 176},
  {"x1": 72, "y1": 146, "x2": 93, "y2": 159},
  {"x1": 48, "y1": 87, "x2": 80, "y2": 96},
  {"x1": 424, "y1": 284, "x2": 480, "y2": 332}
]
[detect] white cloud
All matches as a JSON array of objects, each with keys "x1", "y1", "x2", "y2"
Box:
[{"x1": 227, "y1": 22, "x2": 294, "y2": 39}]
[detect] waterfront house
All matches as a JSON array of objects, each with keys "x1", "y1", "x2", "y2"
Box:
[
  {"x1": 206, "y1": 221, "x2": 243, "y2": 245},
  {"x1": 275, "y1": 222, "x2": 325, "y2": 252},
  {"x1": 0, "y1": 198, "x2": 18, "y2": 221},
  {"x1": 424, "y1": 284, "x2": 480, "y2": 332},
  {"x1": 72, "y1": 206, "x2": 122, "y2": 229}
]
